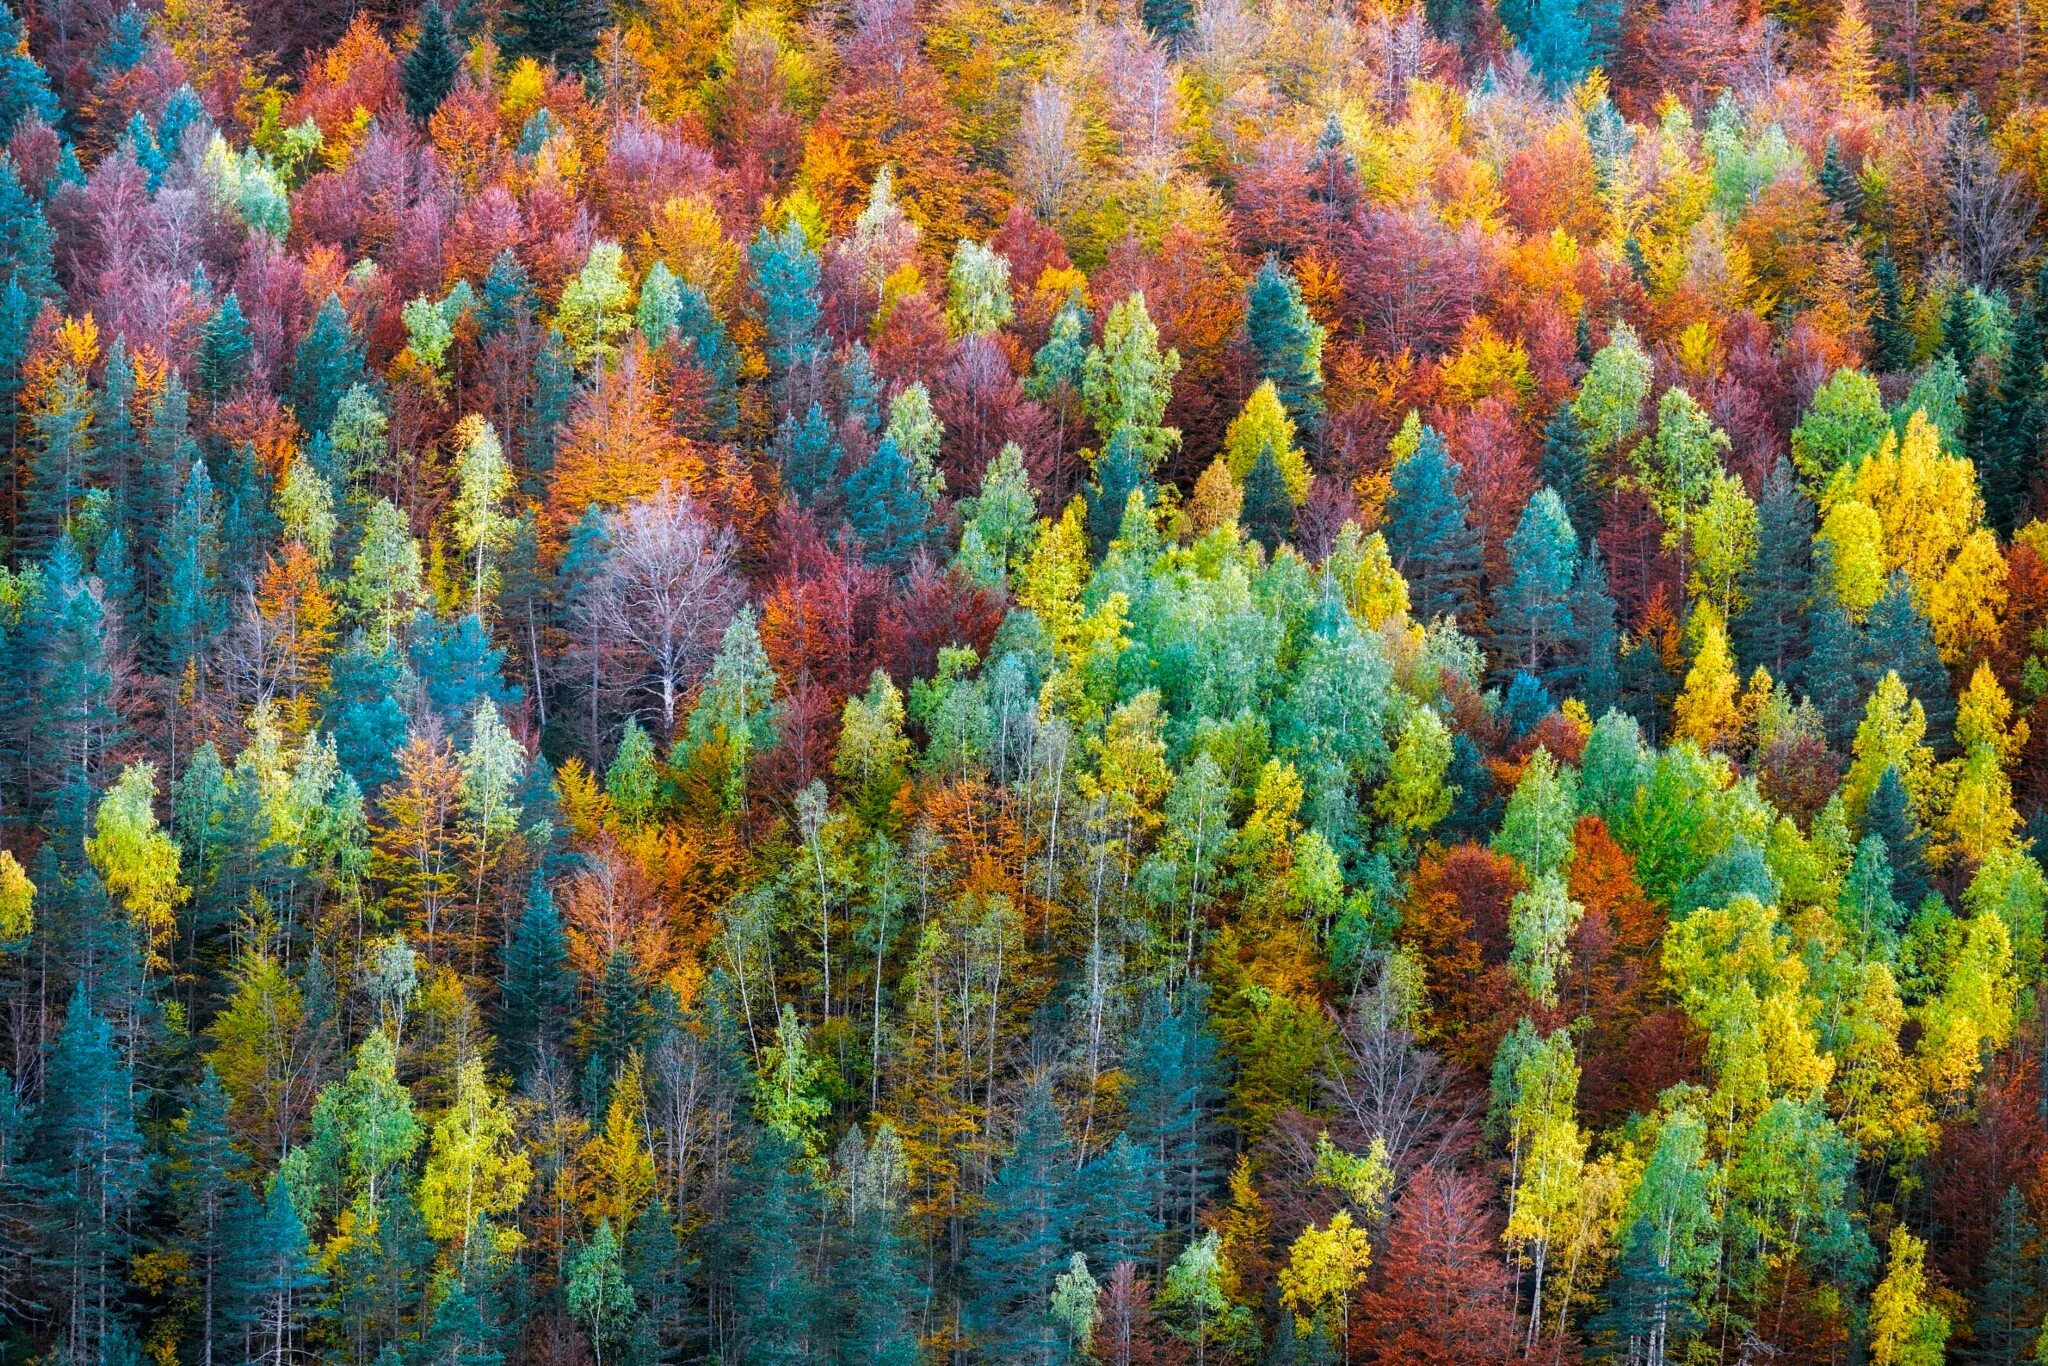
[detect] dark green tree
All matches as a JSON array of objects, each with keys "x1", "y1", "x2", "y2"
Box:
[
  {"x1": 1240, "y1": 443, "x2": 1295, "y2": 553},
  {"x1": 290, "y1": 295, "x2": 366, "y2": 438},
  {"x1": 1863, "y1": 573, "x2": 1954, "y2": 750},
  {"x1": 774, "y1": 401, "x2": 842, "y2": 509},
  {"x1": 582, "y1": 949, "x2": 648, "y2": 1115},
  {"x1": 1730, "y1": 458, "x2": 1815, "y2": 681},
  {"x1": 194, "y1": 294, "x2": 253, "y2": 404},
  {"x1": 29, "y1": 985, "x2": 150, "y2": 1364},
  {"x1": 1244, "y1": 257, "x2": 1325, "y2": 440},
  {"x1": 731, "y1": 1128, "x2": 825, "y2": 1362},
  {"x1": 1087, "y1": 426, "x2": 1151, "y2": 555},
  {"x1": 499, "y1": 876, "x2": 577, "y2": 1081},
  {"x1": 521, "y1": 328, "x2": 575, "y2": 495},
  {"x1": 404, "y1": 3, "x2": 459, "y2": 123},
  {"x1": 1564, "y1": 543, "x2": 1620, "y2": 715},
  {"x1": 167, "y1": 1067, "x2": 264, "y2": 1366},
  {"x1": 1383, "y1": 424, "x2": 1482, "y2": 624},
  {"x1": 967, "y1": 1077, "x2": 1078, "y2": 1360},
  {"x1": 843, "y1": 436, "x2": 932, "y2": 569},
  {"x1": 1540, "y1": 403, "x2": 1596, "y2": 543},
  {"x1": 502, "y1": 0, "x2": 604, "y2": 71},
  {"x1": 1971, "y1": 1186, "x2": 2043, "y2": 1365},
  {"x1": 1871, "y1": 254, "x2": 1914, "y2": 371},
  {"x1": 1863, "y1": 765, "x2": 1930, "y2": 909},
  {"x1": 1491, "y1": 486, "x2": 1579, "y2": 685}
]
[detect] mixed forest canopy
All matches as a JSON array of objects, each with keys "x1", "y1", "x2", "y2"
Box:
[{"x1": 7, "y1": 0, "x2": 2048, "y2": 1360}]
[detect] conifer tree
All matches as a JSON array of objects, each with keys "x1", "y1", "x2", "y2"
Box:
[
  {"x1": 195, "y1": 294, "x2": 253, "y2": 405},
  {"x1": 1240, "y1": 443, "x2": 1295, "y2": 553},
  {"x1": 503, "y1": 0, "x2": 605, "y2": 72},
  {"x1": 843, "y1": 436, "x2": 933, "y2": 568},
  {"x1": 1863, "y1": 765, "x2": 1930, "y2": 907},
  {"x1": 1244, "y1": 257, "x2": 1326, "y2": 442},
  {"x1": 291, "y1": 296, "x2": 366, "y2": 439},
  {"x1": 774, "y1": 401, "x2": 842, "y2": 509},
  {"x1": 1493, "y1": 486, "x2": 1580, "y2": 684},
  {"x1": 168, "y1": 1067, "x2": 263, "y2": 1366},
  {"x1": 1982, "y1": 274, "x2": 2045, "y2": 533},
  {"x1": 499, "y1": 876, "x2": 577, "y2": 1081},
  {"x1": 1730, "y1": 458, "x2": 1814, "y2": 681},
  {"x1": 1863, "y1": 574, "x2": 1954, "y2": 750},
  {"x1": 731, "y1": 1128, "x2": 824, "y2": 1362},
  {"x1": 968, "y1": 1077, "x2": 1079, "y2": 1360},
  {"x1": 749, "y1": 221, "x2": 825, "y2": 415},
  {"x1": 30, "y1": 984, "x2": 150, "y2": 1364},
  {"x1": 1383, "y1": 423, "x2": 1482, "y2": 624},
  {"x1": 404, "y1": 3, "x2": 459, "y2": 123},
  {"x1": 0, "y1": 5, "x2": 55, "y2": 143}
]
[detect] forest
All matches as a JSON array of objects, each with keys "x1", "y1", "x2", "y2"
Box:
[{"x1": 3, "y1": 0, "x2": 2048, "y2": 1359}]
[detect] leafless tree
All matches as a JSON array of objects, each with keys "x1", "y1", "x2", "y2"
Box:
[
  {"x1": 572, "y1": 482, "x2": 742, "y2": 737},
  {"x1": 1949, "y1": 105, "x2": 2037, "y2": 289},
  {"x1": 1321, "y1": 954, "x2": 1478, "y2": 1180},
  {"x1": 1015, "y1": 79, "x2": 1081, "y2": 223}
]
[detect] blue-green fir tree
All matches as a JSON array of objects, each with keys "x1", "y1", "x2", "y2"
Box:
[
  {"x1": 290, "y1": 295, "x2": 366, "y2": 438},
  {"x1": 1244, "y1": 257, "x2": 1325, "y2": 441},
  {"x1": 749, "y1": 220, "x2": 825, "y2": 414},
  {"x1": 843, "y1": 436, "x2": 932, "y2": 569},
  {"x1": 967, "y1": 1077, "x2": 1079, "y2": 1360},
  {"x1": 1383, "y1": 424, "x2": 1482, "y2": 624},
  {"x1": 499, "y1": 876, "x2": 578, "y2": 1081},
  {"x1": 775, "y1": 401, "x2": 843, "y2": 509}
]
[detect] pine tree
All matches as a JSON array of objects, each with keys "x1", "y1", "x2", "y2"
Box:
[
  {"x1": 1086, "y1": 426, "x2": 1151, "y2": 555},
  {"x1": 0, "y1": 4, "x2": 55, "y2": 143},
  {"x1": 1820, "y1": 136, "x2": 1866, "y2": 223},
  {"x1": 675, "y1": 282, "x2": 740, "y2": 438},
  {"x1": 521, "y1": 328, "x2": 575, "y2": 494},
  {"x1": 1140, "y1": 0, "x2": 1194, "y2": 53},
  {"x1": 1863, "y1": 574, "x2": 1954, "y2": 750},
  {"x1": 1492, "y1": 486, "x2": 1580, "y2": 685},
  {"x1": 1584, "y1": 1218, "x2": 1704, "y2": 1364},
  {"x1": 968, "y1": 1077, "x2": 1079, "y2": 1360},
  {"x1": 1522, "y1": 0, "x2": 1592, "y2": 91},
  {"x1": 249, "y1": 1176, "x2": 321, "y2": 1362},
  {"x1": 833, "y1": 1126, "x2": 921, "y2": 1365},
  {"x1": 1863, "y1": 765, "x2": 1930, "y2": 908},
  {"x1": 1971, "y1": 1186, "x2": 2042, "y2": 1365},
  {"x1": 1240, "y1": 443, "x2": 1295, "y2": 553},
  {"x1": 1983, "y1": 274, "x2": 2045, "y2": 533},
  {"x1": 291, "y1": 295, "x2": 366, "y2": 439},
  {"x1": 30, "y1": 984, "x2": 150, "y2": 1363},
  {"x1": 0, "y1": 154, "x2": 59, "y2": 304},
  {"x1": 1540, "y1": 404, "x2": 1596, "y2": 544},
  {"x1": 1124, "y1": 984, "x2": 1223, "y2": 1234},
  {"x1": 1799, "y1": 568, "x2": 1865, "y2": 750},
  {"x1": 167, "y1": 1067, "x2": 263, "y2": 1366},
  {"x1": 731, "y1": 1128, "x2": 824, "y2": 1362},
  {"x1": 1384, "y1": 423, "x2": 1482, "y2": 624},
  {"x1": 843, "y1": 436, "x2": 932, "y2": 569},
  {"x1": 404, "y1": 3, "x2": 459, "y2": 123},
  {"x1": 1074, "y1": 1133, "x2": 1162, "y2": 1269},
  {"x1": 749, "y1": 221, "x2": 825, "y2": 415},
  {"x1": 1244, "y1": 257, "x2": 1326, "y2": 442},
  {"x1": 499, "y1": 876, "x2": 577, "y2": 1081},
  {"x1": 624, "y1": 1200, "x2": 694, "y2": 1364},
  {"x1": 1871, "y1": 253, "x2": 1914, "y2": 371},
  {"x1": 1730, "y1": 458, "x2": 1814, "y2": 681},
  {"x1": 774, "y1": 401, "x2": 842, "y2": 509},
  {"x1": 194, "y1": 294, "x2": 253, "y2": 404},
  {"x1": 22, "y1": 329, "x2": 97, "y2": 556},
  {"x1": 1564, "y1": 543, "x2": 1619, "y2": 715},
  {"x1": 582, "y1": 949, "x2": 648, "y2": 1115},
  {"x1": 503, "y1": 0, "x2": 604, "y2": 71}
]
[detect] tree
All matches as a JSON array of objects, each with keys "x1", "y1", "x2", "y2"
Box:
[
  {"x1": 575, "y1": 485, "x2": 740, "y2": 736},
  {"x1": 30, "y1": 985, "x2": 150, "y2": 1364},
  {"x1": 404, "y1": 3, "x2": 458, "y2": 122},
  {"x1": 843, "y1": 437, "x2": 934, "y2": 568},
  {"x1": 503, "y1": 0, "x2": 604, "y2": 71},
  {"x1": 968, "y1": 1077, "x2": 1079, "y2": 1360},
  {"x1": 87, "y1": 761, "x2": 186, "y2": 971},
  {"x1": 1493, "y1": 487, "x2": 1580, "y2": 682},
  {"x1": 419, "y1": 1057, "x2": 532, "y2": 1269},
  {"x1": 1970, "y1": 1186, "x2": 2042, "y2": 1365},
  {"x1": 291, "y1": 295, "x2": 365, "y2": 439},
  {"x1": 1384, "y1": 423, "x2": 1482, "y2": 624},
  {"x1": 1573, "y1": 323, "x2": 1653, "y2": 462},
  {"x1": 1635, "y1": 387, "x2": 1729, "y2": 586},
  {"x1": 750, "y1": 220, "x2": 825, "y2": 413},
  {"x1": 731, "y1": 1128, "x2": 824, "y2": 1362},
  {"x1": 1278, "y1": 1210, "x2": 1370, "y2": 1347},
  {"x1": 499, "y1": 877, "x2": 577, "y2": 1080},
  {"x1": 1356, "y1": 1167, "x2": 1515, "y2": 1364},
  {"x1": 1241, "y1": 443, "x2": 1295, "y2": 553},
  {"x1": 167, "y1": 1068, "x2": 263, "y2": 1366},
  {"x1": 1870, "y1": 1226, "x2": 1949, "y2": 1366},
  {"x1": 452, "y1": 417, "x2": 514, "y2": 616},
  {"x1": 0, "y1": 3, "x2": 54, "y2": 144},
  {"x1": 567, "y1": 1220, "x2": 636, "y2": 1366},
  {"x1": 1245, "y1": 257, "x2": 1326, "y2": 441},
  {"x1": 1083, "y1": 293, "x2": 1181, "y2": 472},
  {"x1": 195, "y1": 294, "x2": 253, "y2": 403}
]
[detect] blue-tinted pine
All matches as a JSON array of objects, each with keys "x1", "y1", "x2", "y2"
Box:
[
  {"x1": 499, "y1": 876, "x2": 577, "y2": 1081},
  {"x1": 732, "y1": 1128, "x2": 825, "y2": 1362},
  {"x1": 195, "y1": 294, "x2": 253, "y2": 404},
  {"x1": 1863, "y1": 765, "x2": 1930, "y2": 908},
  {"x1": 1244, "y1": 257, "x2": 1325, "y2": 440},
  {"x1": 1731, "y1": 458, "x2": 1814, "y2": 681},
  {"x1": 775, "y1": 401, "x2": 842, "y2": 509},
  {"x1": 1087, "y1": 426, "x2": 1152, "y2": 555},
  {"x1": 1565, "y1": 543, "x2": 1620, "y2": 715},
  {"x1": 1384, "y1": 424, "x2": 1482, "y2": 624},
  {"x1": 0, "y1": 155, "x2": 59, "y2": 305},
  {"x1": 749, "y1": 221, "x2": 825, "y2": 414},
  {"x1": 1240, "y1": 443, "x2": 1295, "y2": 553},
  {"x1": 403, "y1": 3, "x2": 459, "y2": 123},
  {"x1": 1540, "y1": 404, "x2": 1597, "y2": 543},
  {"x1": 291, "y1": 295, "x2": 366, "y2": 438},
  {"x1": 843, "y1": 436, "x2": 932, "y2": 568},
  {"x1": 1862, "y1": 573, "x2": 1954, "y2": 749},
  {"x1": 967, "y1": 1077, "x2": 1078, "y2": 1360},
  {"x1": 1073, "y1": 1132, "x2": 1161, "y2": 1268},
  {"x1": 1492, "y1": 486, "x2": 1579, "y2": 684},
  {"x1": 168, "y1": 1067, "x2": 264, "y2": 1366},
  {"x1": 30, "y1": 985, "x2": 150, "y2": 1363}
]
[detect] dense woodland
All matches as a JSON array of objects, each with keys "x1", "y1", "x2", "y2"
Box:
[{"x1": 9, "y1": 0, "x2": 2048, "y2": 1360}]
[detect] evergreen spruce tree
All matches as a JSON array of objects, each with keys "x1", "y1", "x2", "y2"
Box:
[
  {"x1": 29, "y1": 984, "x2": 150, "y2": 1363},
  {"x1": 521, "y1": 328, "x2": 575, "y2": 495},
  {"x1": 1971, "y1": 1186, "x2": 2042, "y2": 1365},
  {"x1": 499, "y1": 876, "x2": 577, "y2": 1081},
  {"x1": 1140, "y1": 0, "x2": 1194, "y2": 53},
  {"x1": 1983, "y1": 280, "x2": 2045, "y2": 533},
  {"x1": 21, "y1": 332, "x2": 96, "y2": 555},
  {"x1": 674, "y1": 281, "x2": 740, "y2": 438},
  {"x1": 1540, "y1": 403, "x2": 1596, "y2": 543},
  {"x1": 1383, "y1": 423, "x2": 1482, "y2": 624},
  {"x1": 1086, "y1": 426, "x2": 1151, "y2": 555},
  {"x1": 1491, "y1": 486, "x2": 1579, "y2": 685},
  {"x1": 1073, "y1": 1133, "x2": 1162, "y2": 1268},
  {"x1": 0, "y1": 154, "x2": 59, "y2": 305},
  {"x1": 1863, "y1": 573, "x2": 1955, "y2": 749},
  {"x1": 1863, "y1": 765, "x2": 1930, "y2": 908},
  {"x1": 1522, "y1": 0, "x2": 1592, "y2": 90},
  {"x1": 327, "y1": 634, "x2": 411, "y2": 792},
  {"x1": 194, "y1": 293, "x2": 253, "y2": 404},
  {"x1": 249, "y1": 1176, "x2": 322, "y2": 1365},
  {"x1": 1819, "y1": 136, "x2": 1866, "y2": 223},
  {"x1": 478, "y1": 249, "x2": 534, "y2": 340},
  {"x1": 1730, "y1": 458, "x2": 1815, "y2": 680},
  {"x1": 748, "y1": 220, "x2": 825, "y2": 415},
  {"x1": 833, "y1": 1127, "x2": 921, "y2": 1365},
  {"x1": 291, "y1": 295, "x2": 366, "y2": 438},
  {"x1": 168, "y1": 1067, "x2": 263, "y2": 1366},
  {"x1": 774, "y1": 401, "x2": 842, "y2": 509},
  {"x1": 624, "y1": 1200, "x2": 693, "y2": 1364},
  {"x1": 582, "y1": 949, "x2": 648, "y2": 1115},
  {"x1": 1798, "y1": 561, "x2": 1865, "y2": 750},
  {"x1": 1871, "y1": 253, "x2": 1914, "y2": 371},
  {"x1": 1564, "y1": 543, "x2": 1620, "y2": 715},
  {"x1": 155, "y1": 458, "x2": 224, "y2": 688},
  {"x1": 502, "y1": 0, "x2": 605, "y2": 72},
  {"x1": 404, "y1": 3, "x2": 459, "y2": 123},
  {"x1": 1124, "y1": 984, "x2": 1223, "y2": 1233},
  {"x1": 967, "y1": 1077, "x2": 1079, "y2": 1360},
  {"x1": 843, "y1": 436, "x2": 932, "y2": 569},
  {"x1": 1240, "y1": 442, "x2": 1295, "y2": 553},
  {"x1": 1584, "y1": 1218, "x2": 1704, "y2": 1363},
  {"x1": 0, "y1": 4, "x2": 55, "y2": 143},
  {"x1": 731, "y1": 1128, "x2": 824, "y2": 1362},
  {"x1": 1244, "y1": 257, "x2": 1326, "y2": 442}
]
